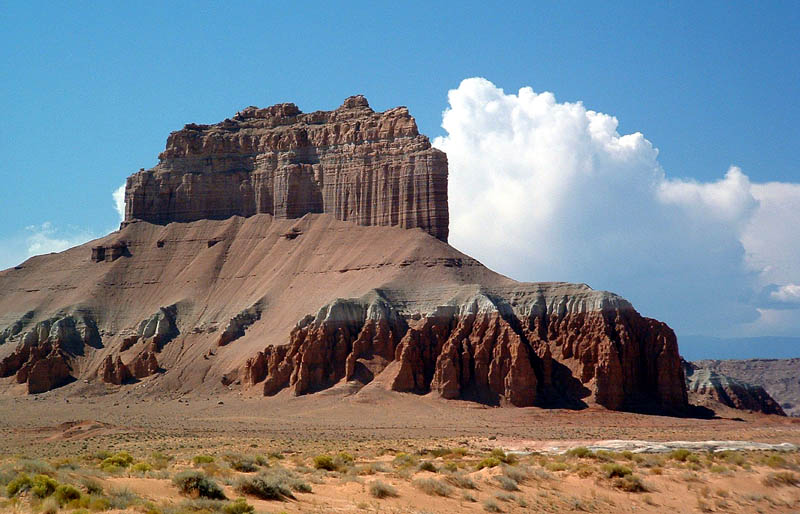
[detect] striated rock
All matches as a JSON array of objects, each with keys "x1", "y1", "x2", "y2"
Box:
[
  {"x1": 684, "y1": 361, "x2": 786, "y2": 416},
  {"x1": 0, "y1": 314, "x2": 99, "y2": 393},
  {"x1": 243, "y1": 288, "x2": 687, "y2": 411},
  {"x1": 217, "y1": 301, "x2": 264, "y2": 346},
  {"x1": 691, "y1": 358, "x2": 800, "y2": 417},
  {"x1": 124, "y1": 96, "x2": 449, "y2": 241}
]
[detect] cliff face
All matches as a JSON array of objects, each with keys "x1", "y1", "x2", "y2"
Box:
[
  {"x1": 241, "y1": 287, "x2": 687, "y2": 412},
  {"x1": 124, "y1": 96, "x2": 449, "y2": 242},
  {"x1": 684, "y1": 361, "x2": 786, "y2": 416}
]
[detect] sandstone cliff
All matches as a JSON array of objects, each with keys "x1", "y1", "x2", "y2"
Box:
[
  {"x1": 0, "y1": 96, "x2": 689, "y2": 414},
  {"x1": 684, "y1": 361, "x2": 786, "y2": 416},
  {"x1": 124, "y1": 96, "x2": 449, "y2": 241}
]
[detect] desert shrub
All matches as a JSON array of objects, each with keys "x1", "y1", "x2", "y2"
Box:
[
  {"x1": 476, "y1": 457, "x2": 501, "y2": 470},
  {"x1": 669, "y1": 449, "x2": 692, "y2": 462},
  {"x1": 224, "y1": 454, "x2": 258, "y2": 473},
  {"x1": 313, "y1": 455, "x2": 335, "y2": 471},
  {"x1": 495, "y1": 475, "x2": 519, "y2": 491},
  {"x1": 483, "y1": 498, "x2": 502, "y2": 512},
  {"x1": 368, "y1": 480, "x2": 399, "y2": 498},
  {"x1": 356, "y1": 462, "x2": 389, "y2": 475},
  {"x1": 81, "y1": 478, "x2": 103, "y2": 495},
  {"x1": 490, "y1": 449, "x2": 517, "y2": 465},
  {"x1": 762, "y1": 471, "x2": 800, "y2": 487},
  {"x1": 412, "y1": 477, "x2": 452, "y2": 497},
  {"x1": 429, "y1": 448, "x2": 451, "y2": 458},
  {"x1": 418, "y1": 461, "x2": 437, "y2": 473},
  {"x1": 444, "y1": 472, "x2": 476, "y2": 489},
  {"x1": 223, "y1": 498, "x2": 255, "y2": 514},
  {"x1": 52, "y1": 457, "x2": 79, "y2": 470},
  {"x1": 502, "y1": 464, "x2": 528, "y2": 483},
  {"x1": 100, "y1": 452, "x2": 134, "y2": 472},
  {"x1": 235, "y1": 474, "x2": 294, "y2": 501},
  {"x1": 709, "y1": 464, "x2": 728, "y2": 474},
  {"x1": 54, "y1": 484, "x2": 81, "y2": 505},
  {"x1": 392, "y1": 453, "x2": 418, "y2": 469},
  {"x1": 149, "y1": 451, "x2": 174, "y2": 470},
  {"x1": 131, "y1": 462, "x2": 152, "y2": 474},
  {"x1": 442, "y1": 461, "x2": 458, "y2": 472},
  {"x1": 6, "y1": 473, "x2": 33, "y2": 497},
  {"x1": 87, "y1": 495, "x2": 111, "y2": 511},
  {"x1": 41, "y1": 496, "x2": 59, "y2": 514},
  {"x1": 462, "y1": 491, "x2": 477, "y2": 502},
  {"x1": 193, "y1": 455, "x2": 216, "y2": 467},
  {"x1": 333, "y1": 452, "x2": 354, "y2": 469},
  {"x1": 593, "y1": 450, "x2": 618, "y2": 462},
  {"x1": 267, "y1": 451, "x2": 284, "y2": 460},
  {"x1": 16, "y1": 459, "x2": 55, "y2": 476},
  {"x1": 602, "y1": 463, "x2": 632, "y2": 478},
  {"x1": 566, "y1": 447, "x2": 593, "y2": 459},
  {"x1": 173, "y1": 471, "x2": 226, "y2": 499},
  {"x1": 765, "y1": 454, "x2": 789, "y2": 469},
  {"x1": 613, "y1": 474, "x2": 648, "y2": 492},
  {"x1": 621, "y1": 450, "x2": 635, "y2": 460},
  {"x1": 544, "y1": 461, "x2": 568, "y2": 472},
  {"x1": 30, "y1": 474, "x2": 59, "y2": 498},
  {"x1": 108, "y1": 487, "x2": 141, "y2": 509}
]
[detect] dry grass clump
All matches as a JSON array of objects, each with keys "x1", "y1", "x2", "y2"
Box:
[
  {"x1": 368, "y1": 480, "x2": 399, "y2": 498},
  {"x1": 565, "y1": 446, "x2": 593, "y2": 459},
  {"x1": 444, "y1": 471, "x2": 476, "y2": 489},
  {"x1": 224, "y1": 454, "x2": 260, "y2": 473},
  {"x1": 601, "y1": 463, "x2": 632, "y2": 478},
  {"x1": 483, "y1": 498, "x2": 502, "y2": 512},
  {"x1": 490, "y1": 449, "x2": 518, "y2": 465},
  {"x1": 173, "y1": 471, "x2": 226, "y2": 499},
  {"x1": 193, "y1": 455, "x2": 215, "y2": 467},
  {"x1": 494, "y1": 475, "x2": 519, "y2": 492},
  {"x1": 235, "y1": 474, "x2": 294, "y2": 501},
  {"x1": 412, "y1": 477, "x2": 453, "y2": 497},
  {"x1": 762, "y1": 471, "x2": 799, "y2": 487},
  {"x1": 418, "y1": 460, "x2": 438, "y2": 472},
  {"x1": 612, "y1": 474, "x2": 649, "y2": 492},
  {"x1": 392, "y1": 452, "x2": 418, "y2": 469}
]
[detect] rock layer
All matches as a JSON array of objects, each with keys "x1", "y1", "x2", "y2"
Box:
[
  {"x1": 244, "y1": 289, "x2": 687, "y2": 412},
  {"x1": 684, "y1": 361, "x2": 786, "y2": 416},
  {"x1": 124, "y1": 96, "x2": 449, "y2": 241}
]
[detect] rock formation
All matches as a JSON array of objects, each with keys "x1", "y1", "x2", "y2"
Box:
[
  {"x1": 124, "y1": 96, "x2": 449, "y2": 242},
  {"x1": 243, "y1": 287, "x2": 687, "y2": 412},
  {"x1": 0, "y1": 96, "x2": 689, "y2": 414},
  {"x1": 691, "y1": 359, "x2": 799, "y2": 416},
  {"x1": 684, "y1": 361, "x2": 786, "y2": 416}
]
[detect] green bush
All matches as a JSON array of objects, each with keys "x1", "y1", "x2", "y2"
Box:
[
  {"x1": 173, "y1": 471, "x2": 227, "y2": 500},
  {"x1": 313, "y1": 455, "x2": 336, "y2": 471},
  {"x1": 87, "y1": 495, "x2": 111, "y2": 511},
  {"x1": 392, "y1": 453, "x2": 418, "y2": 469},
  {"x1": 30, "y1": 474, "x2": 59, "y2": 498},
  {"x1": 193, "y1": 455, "x2": 215, "y2": 466},
  {"x1": 6, "y1": 473, "x2": 33, "y2": 497},
  {"x1": 476, "y1": 457, "x2": 501, "y2": 470},
  {"x1": 669, "y1": 449, "x2": 692, "y2": 462},
  {"x1": 602, "y1": 463, "x2": 633, "y2": 478},
  {"x1": 368, "y1": 480, "x2": 399, "y2": 499},
  {"x1": 149, "y1": 451, "x2": 173, "y2": 470},
  {"x1": 131, "y1": 462, "x2": 152, "y2": 474},
  {"x1": 566, "y1": 447, "x2": 593, "y2": 459},
  {"x1": 100, "y1": 452, "x2": 134, "y2": 472},
  {"x1": 54, "y1": 484, "x2": 82, "y2": 505},
  {"x1": 223, "y1": 498, "x2": 255, "y2": 514},
  {"x1": 333, "y1": 452, "x2": 354, "y2": 469},
  {"x1": 418, "y1": 461, "x2": 437, "y2": 473}
]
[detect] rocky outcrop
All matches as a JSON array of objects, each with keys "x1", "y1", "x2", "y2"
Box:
[
  {"x1": 0, "y1": 314, "x2": 99, "y2": 393},
  {"x1": 124, "y1": 96, "x2": 449, "y2": 241},
  {"x1": 685, "y1": 361, "x2": 786, "y2": 416},
  {"x1": 217, "y1": 301, "x2": 264, "y2": 347},
  {"x1": 100, "y1": 355, "x2": 131, "y2": 385},
  {"x1": 242, "y1": 287, "x2": 687, "y2": 412},
  {"x1": 691, "y1": 359, "x2": 800, "y2": 417}
]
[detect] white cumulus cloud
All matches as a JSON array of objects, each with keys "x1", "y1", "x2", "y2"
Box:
[
  {"x1": 771, "y1": 284, "x2": 800, "y2": 304},
  {"x1": 113, "y1": 183, "x2": 126, "y2": 222},
  {"x1": 434, "y1": 77, "x2": 800, "y2": 337},
  {"x1": 24, "y1": 222, "x2": 98, "y2": 258}
]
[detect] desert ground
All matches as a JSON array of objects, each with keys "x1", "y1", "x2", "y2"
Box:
[{"x1": 1, "y1": 386, "x2": 799, "y2": 513}]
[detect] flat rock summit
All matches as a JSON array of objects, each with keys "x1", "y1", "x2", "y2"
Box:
[{"x1": 0, "y1": 97, "x2": 688, "y2": 413}]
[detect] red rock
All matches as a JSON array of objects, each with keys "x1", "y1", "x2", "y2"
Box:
[
  {"x1": 124, "y1": 96, "x2": 449, "y2": 242},
  {"x1": 129, "y1": 351, "x2": 160, "y2": 379},
  {"x1": 99, "y1": 355, "x2": 131, "y2": 385}
]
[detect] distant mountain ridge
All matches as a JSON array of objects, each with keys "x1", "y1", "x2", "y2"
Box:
[{"x1": 691, "y1": 358, "x2": 800, "y2": 417}]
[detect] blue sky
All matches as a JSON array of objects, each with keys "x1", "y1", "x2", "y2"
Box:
[{"x1": 1, "y1": 2, "x2": 798, "y2": 355}]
